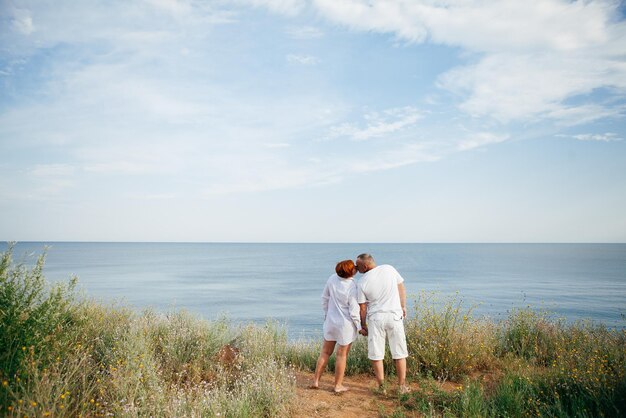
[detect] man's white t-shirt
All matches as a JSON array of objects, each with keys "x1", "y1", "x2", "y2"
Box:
[{"x1": 357, "y1": 264, "x2": 404, "y2": 318}]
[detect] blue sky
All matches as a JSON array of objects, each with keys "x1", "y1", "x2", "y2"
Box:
[{"x1": 1, "y1": 0, "x2": 625, "y2": 242}]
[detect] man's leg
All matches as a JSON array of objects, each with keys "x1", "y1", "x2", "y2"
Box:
[
  {"x1": 312, "y1": 340, "x2": 336, "y2": 388},
  {"x1": 371, "y1": 359, "x2": 385, "y2": 386},
  {"x1": 389, "y1": 316, "x2": 409, "y2": 392},
  {"x1": 368, "y1": 318, "x2": 386, "y2": 387},
  {"x1": 394, "y1": 357, "x2": 406, "y2": 387}
]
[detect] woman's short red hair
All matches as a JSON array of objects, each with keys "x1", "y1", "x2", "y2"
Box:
[{"x1": 335, "y1": 259, "x2": 356, "y2": 279}]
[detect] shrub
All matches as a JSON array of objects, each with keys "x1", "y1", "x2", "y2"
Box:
[
  {"x1": 0, "y1": 245, "x2": 80, "y2": 407},
  {"x1": 497, "y1": 307, "x2": 560, "y2": 365},
  {"x1": 405, "y1": 292, "x2": 497, "y2": 380}
]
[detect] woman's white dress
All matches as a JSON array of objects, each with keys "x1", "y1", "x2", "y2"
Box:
[{"x1": 322, "y1": 273, "x2": 362, "y2": 346}]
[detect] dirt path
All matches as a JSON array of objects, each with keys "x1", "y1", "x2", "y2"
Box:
[
  {"x1": 293, "y1": 371, "x2": 405, "y2": 417},
  {"x1": 293, "y1": 371, "x2": 466, "y2": 417}
]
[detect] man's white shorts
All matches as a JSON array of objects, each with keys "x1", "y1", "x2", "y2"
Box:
[{"x1": 367, "y1": 312, "x2": 408, "y2": 361}]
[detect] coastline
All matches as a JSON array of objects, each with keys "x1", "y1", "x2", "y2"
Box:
[{"x1": 1, "y1": 247, "x2": 625, "y2": 417}]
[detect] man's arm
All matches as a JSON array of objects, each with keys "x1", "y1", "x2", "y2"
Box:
[
  {"x1": 359, "y1": 303, "x2": 368, "y2": 335},
  {"x1": 398, "y1": 282, "x2": 406, "y2": 318}
]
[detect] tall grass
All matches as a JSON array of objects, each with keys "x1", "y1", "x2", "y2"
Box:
[
  {"x1": 404, "y1": 292, "x2": 498, "y2": 381},
  {"x1": 398, "y1": 370, "x2": 626, "y2": 417},
  {"x1": 1, "y1": 246, "x2": 295, "y2": 417},
  {"x1": 394, "y1": 293, "x2": 626, "y2": 417}
]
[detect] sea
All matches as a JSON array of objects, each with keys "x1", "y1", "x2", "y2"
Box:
[{"x1": 2, "y1": 242, "x2": 625, "y2": 339}]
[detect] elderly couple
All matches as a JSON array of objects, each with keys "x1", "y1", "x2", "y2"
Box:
[{"x1": 310, "y1": 253, "x2": 409, "y2": 394}]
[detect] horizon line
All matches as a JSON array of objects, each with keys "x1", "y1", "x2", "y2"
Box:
[{"x1": 2, "y1": 240, "x2": 625, "y2": 245}]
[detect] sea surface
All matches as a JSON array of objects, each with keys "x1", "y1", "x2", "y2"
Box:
[{"x1": 2, "y1": 242, "x2": 625, "y2": 339}]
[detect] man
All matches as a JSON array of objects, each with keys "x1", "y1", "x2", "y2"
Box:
[{"x1": 356, "y1": 253, "x2": 409, "y2": 393}]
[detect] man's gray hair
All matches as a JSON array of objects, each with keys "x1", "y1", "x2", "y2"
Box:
[{"x1": 357, "y1": 253, "x2": 374, "y2": 262}]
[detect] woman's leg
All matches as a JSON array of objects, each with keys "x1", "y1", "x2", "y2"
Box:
[
  {"x1": 334, "y1": 343, "x2": 352, "y2": 392},
  {"x1": 312, "y1": 340, "x2": 336, "y2": 388}
]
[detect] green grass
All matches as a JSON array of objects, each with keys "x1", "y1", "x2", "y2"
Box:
[{"x1": 2, "y1": 245, "x2": 625, "y2": 417}]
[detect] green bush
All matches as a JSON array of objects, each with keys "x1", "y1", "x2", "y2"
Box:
[
  {"x1": 0, "y1": 245, "x2": 81, "y2": 407},
  {"x1": 497, "y1": 307, "x2": 560, "y2": 364}
]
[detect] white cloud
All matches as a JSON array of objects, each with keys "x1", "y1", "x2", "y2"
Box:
[
  {"x1": 5, "y1": 6, "x2": 35, "y2": 36},
  {"x1": 573, "y1": 133, "x2": 623, "y2": 142},
  {"x1": 11, "y1": 10, "x2": 34, "y2": 35},
  {"x1": 285, "y1": 25, "x2": 324, "y2": 39},
  {"x1": 128, "y1": 192, "x2": 176, "y2": 200},
  {"x1": 347, "y1": 142, "x2": 440, "y2": 173},
  {"x1": 328, "y1": 106, "x2": 422, "y2": 141},
  {"x1": 311, "y1": 0, "x2": 428, "y2": 43},
  {"x1": 545, "y1": 104, "x2": 626, "y2": 126},
  {"x1": 439, "y1": 51, "x2": 626, "y2": 123},
  {"x1": 312, "y1": 0, "x2": 615, "y2": 53},
  {"x1": 312, "y1": 0, "x2": 626, "y2": 125},
  {"x1": 201, "y1": 138, "x2": 445, "y2": 195},
  {"x1": 143, "y1": 0, "x2": 193, "y2": 17},
  {"x1": 457, "y1": 132, "x2": 510, "y2": 151},
  {"x1": 82, "y1": 161, "x2": 158, "y2": 174},
  {"x1": 27, "y1": 164, "x2": 76, "y2": 196},
  {"x1": 200, "y1": 156, "x2": 342, "y2": 195},
  {"x1": 232, "y1": 0, "x2": 305, "y2": 16},
  {"x1": 29, "y1": 164, "x2": 75, "y2": 177},
  {"x1": 286, "y1": 54, "x2": 319, "y2": 65},
  {"x1": 263, "y1": 142, "x2": 291, "y2": 148},
  {"x1": 0, "y1": 1, "x2": 234, "y2": 62}
]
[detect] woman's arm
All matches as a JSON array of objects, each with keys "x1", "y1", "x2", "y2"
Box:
[
  {"x1": 321, "y1": 283, "x2": 330, "y2": 317},
  {"x1": 348, "y1": 285, "x2": 362, "y2": 331}
]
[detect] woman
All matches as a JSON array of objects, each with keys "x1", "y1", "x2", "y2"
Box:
[{"x1": 311, "y1": 259, "x2": 362, "y2": 393}]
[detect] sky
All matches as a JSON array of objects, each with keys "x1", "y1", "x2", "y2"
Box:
[{"x1": 1, "y1": 0, "x2": 625, "y2": 243}]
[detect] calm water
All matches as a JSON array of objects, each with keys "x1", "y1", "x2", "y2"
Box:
[{"x1": 3, "y1": 242, "x2": 625, "y2": 338}]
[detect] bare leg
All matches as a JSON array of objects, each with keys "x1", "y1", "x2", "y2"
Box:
[
  {"x1": 371, "y1": 359, "x2": 385, "y2": 386},
  {"x1": 334, "y1": 343, "x2": 351, "y2": 392},
  {"x1": 312, "y1": 340, "x2": 336, "y2": 388},
  {"x1": 395, "y1": 358, "x2": 407, "y2": 390}
]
